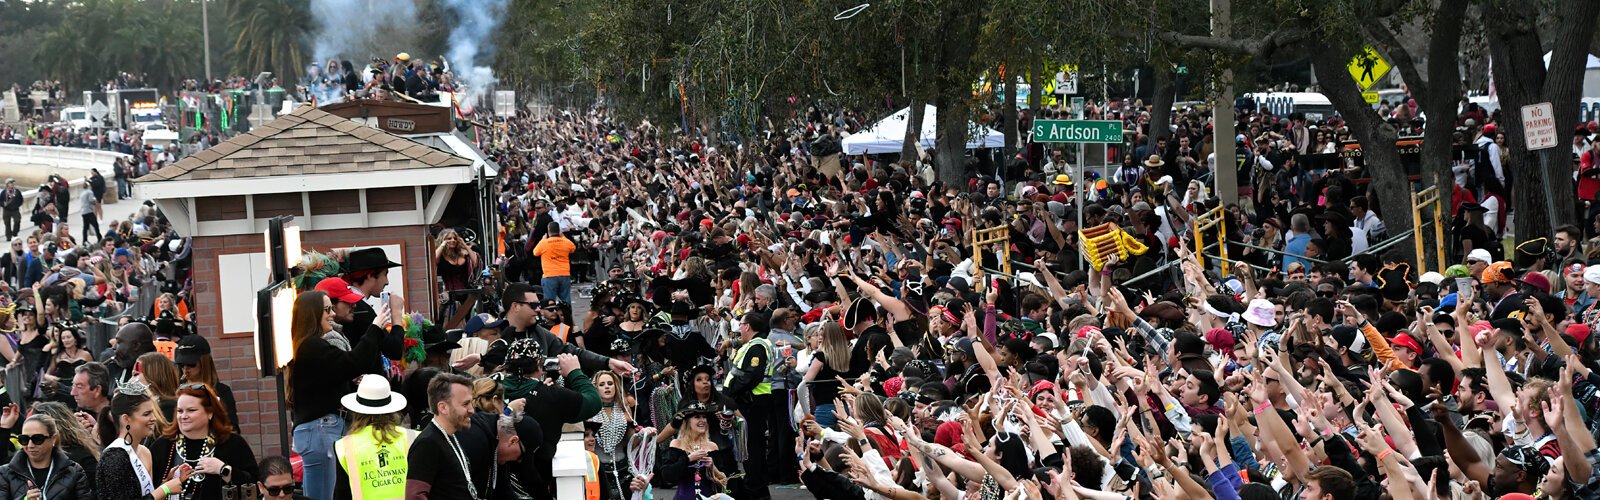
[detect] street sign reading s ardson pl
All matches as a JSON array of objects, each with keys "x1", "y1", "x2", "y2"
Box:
[{"x1": 1032, "y1": 120, "x2": 1122, "y2": 144}]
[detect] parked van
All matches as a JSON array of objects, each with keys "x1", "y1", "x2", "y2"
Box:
[{"x1": 1238, "y1": 92, "x2": 1337, "y2": 121}]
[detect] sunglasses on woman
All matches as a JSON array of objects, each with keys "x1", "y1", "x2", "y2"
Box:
[{"x1": 17, "y1": 433, "x2": 51, "y2": 445}]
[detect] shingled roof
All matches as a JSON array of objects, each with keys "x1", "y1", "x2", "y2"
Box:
[{"x1": 141, "y1": 105, "x2": 471, "y2": 182}]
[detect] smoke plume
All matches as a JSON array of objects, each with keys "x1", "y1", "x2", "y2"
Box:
[
  {"x1": 308, "y1": 0, "x2": 417, "y2": 64},
  {"x1": 440, "y1": 0, "x2": 508, "y2": 112}
]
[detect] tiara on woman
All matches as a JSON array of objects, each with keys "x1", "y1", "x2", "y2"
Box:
[{"x1": 116, "y1": 379, "x2": 150, "y2": 397}]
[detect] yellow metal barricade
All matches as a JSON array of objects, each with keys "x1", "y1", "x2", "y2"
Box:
[
  {"x1": 1412, "y1": 186, "x2": 1445, "y2": 273},
  {"x1": 1193, "y1": 207, "x2": 1229, "y2": 277},
  {"x1": 972, "y1": 225, "x2": 1011, "y2": 279}
]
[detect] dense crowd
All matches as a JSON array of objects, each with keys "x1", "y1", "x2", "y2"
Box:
[
  {"x1": 0, "y1": 81, "x2": 1594, "y2": 500},
  {"x1": 398, "y1": 97, "x2": 1600, "y2": 500}
]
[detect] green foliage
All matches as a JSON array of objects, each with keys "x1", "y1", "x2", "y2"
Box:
[
  {"x1": 226, "y1": 0, "x2": 313, "y2": 85},
  {"x1": 33, "y1": 0, "x2": 208, "y2": 91},
  {"x1": 0, "y1": 0, "x2": 67, "y2": 88}
]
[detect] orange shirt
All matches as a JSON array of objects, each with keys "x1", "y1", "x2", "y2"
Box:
[{"x1": 532, "y1": 235, "x2": 576, "y2": 277}]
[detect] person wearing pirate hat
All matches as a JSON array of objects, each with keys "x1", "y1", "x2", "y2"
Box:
[
  {"x1": 641, "y1": 300, "x2": 717, "y2": 372},
  {"x1": 658, "y1": 402, "x2": 736, "y2": 500},
  {"x1": 658, "y1": 364, "x2": 737, "y2": 450}
]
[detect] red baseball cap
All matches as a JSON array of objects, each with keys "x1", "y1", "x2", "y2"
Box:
[
  {"x1": 1567, "y1": 324, "x2": 1593, "y2": 345},
  {"x1": 1389, "y1": 332, "x2": 1424, "y2": 354},
  {"x1": 1518, "y1": 271, "x2": 1552, "y2": 294},
  {"x1": 315, "y1": 277, "x2": 364, "y2": 304}
]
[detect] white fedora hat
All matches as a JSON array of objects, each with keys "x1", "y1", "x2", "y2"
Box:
[{"x1": 341, "y1": 374, "x2": 407, "y2": 415}]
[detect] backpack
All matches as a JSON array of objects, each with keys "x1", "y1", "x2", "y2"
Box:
[{"x1": 1473, "y1": 140, "x2": 1506, "y2": 195}]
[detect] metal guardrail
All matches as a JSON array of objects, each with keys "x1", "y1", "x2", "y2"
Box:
[{"x1": 84, "y1": 282, "x2": 158, "y2": 354}]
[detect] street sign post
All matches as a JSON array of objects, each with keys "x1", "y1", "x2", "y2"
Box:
[
  {"x1": 1032, "y1": 119, "x2": 1121, "y2": 143},
  {"x1": 1523, "y1": 102, "x2": 1561, "y2": 232},
  {"x1": 1055, "y1": 65, "x2": 1079, "y2": 95},
  {"x1": 1347, "y1": 46, "x2": 1392, "y2": 91},
  {"x1": 1521, "y1": 102, "x2": 1558, "y2": 150}
]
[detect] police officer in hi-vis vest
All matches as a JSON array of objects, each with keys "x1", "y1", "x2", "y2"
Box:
[
  {"x1": 722, "y1": 311, "x2": 775, "y2": 500},
  {"x1": 335, "y1": 375, "x2": 418, "y2": 500}
]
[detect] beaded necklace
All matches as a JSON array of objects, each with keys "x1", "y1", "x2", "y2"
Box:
[
  {"x1": 596, "y1": 403, "x2": 629, "y2": 454},
  {"x1": 172, "y1": 435, "x2": 215, "y2": 495}
]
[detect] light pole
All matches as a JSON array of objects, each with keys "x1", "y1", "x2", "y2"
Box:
[
  {"x1": 1211, "y1": 0, "x2": 1238, "y2": 202},
  {"x1": 201, "y1": 0, "x2": 213, "y2": 83}
]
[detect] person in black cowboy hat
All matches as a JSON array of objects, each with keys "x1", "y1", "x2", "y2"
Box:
[
  {"x1": 663, "y1": 364, "x2": 735, "y2": 441},
  {"x1": 656, "y1": 300, "x2": 717, "y2": 371},
  {"x1": 336, "y1": 248, "x2": 407, "y2": 362}
]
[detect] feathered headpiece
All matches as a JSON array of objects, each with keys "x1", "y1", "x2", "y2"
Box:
[{"x1": 293, "y1": 251, "x2": 342, "y2": 291}]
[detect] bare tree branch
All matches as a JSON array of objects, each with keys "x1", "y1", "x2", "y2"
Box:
[{"x1": 1155, "y1": 27, "x2": 1309, "y2": 57}]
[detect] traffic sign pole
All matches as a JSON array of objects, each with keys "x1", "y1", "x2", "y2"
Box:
[
  {"x1": 1077, "y1": 143, "x2": 1085, "y2": 271},
  {"x1": 1523, "y1": 102, "x2": 1562, "y2": 233},
  {"x1": 1212, "y1": 0, "x2": 1237, "y2": 204}
]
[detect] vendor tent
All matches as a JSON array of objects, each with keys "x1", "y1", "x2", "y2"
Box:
[
  {"x1": 841, "y1": 105, "x2": 1005, "y2": 155},
  {"x1": 1542, "y1": 52, "x2": 1600, "y2": 97}
]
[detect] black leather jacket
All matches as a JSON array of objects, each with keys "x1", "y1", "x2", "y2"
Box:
[{"x1": 0, "y1": 447, "x2": 92, "y2": 500}]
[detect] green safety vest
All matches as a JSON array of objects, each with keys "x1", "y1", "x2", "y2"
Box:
[
  {"x1": 334, "y1": 425, "x2": 418, "y2": 500},
  {"x1": 725, "y1": 337, "x2": 775, "y2": 396}
]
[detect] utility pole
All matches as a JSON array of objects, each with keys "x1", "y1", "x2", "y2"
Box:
[
  {"x1": 201, "y1": 0, "x2": 213, "y2": 83},
  {"x1": 1211, "y1": 0, "x2": 1238, "y2": 202}
]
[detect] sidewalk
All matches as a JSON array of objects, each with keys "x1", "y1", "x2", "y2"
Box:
[{"x1": 10, "y1": 190, "x2": 147, "y2": 243}]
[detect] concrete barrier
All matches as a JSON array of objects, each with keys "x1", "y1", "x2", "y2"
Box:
[
  {"x1": 0, "y1": 144, "x2": 131, "y2": 211},
  {"x1": 0, "y1": 144, "x2": 129, "y2": 178}
]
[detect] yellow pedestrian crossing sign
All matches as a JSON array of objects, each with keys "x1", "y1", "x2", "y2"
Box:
[{"x1": 1348, "y1": 46, "x2": 1391, "y2": 91}]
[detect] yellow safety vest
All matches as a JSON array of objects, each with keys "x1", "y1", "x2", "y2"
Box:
[
  {"x1": 724, "y1": 337, "x2": 774, "y2": 396},
  {"x1": 584, "y1": 452, "x2": 601, "y2": 500},
  {"x1": 334, "y1": 426, "x2": 418, "y2": 500}
]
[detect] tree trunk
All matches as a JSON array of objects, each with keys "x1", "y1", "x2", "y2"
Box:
[
  {"x1": 1003, "y1": 66, "x2": 1018, "y2": 162},
  {"x1": 1147, "y1": 66, "x2": 1176, "y2": 152},
  {"x1": 1028, "y1": 61, "x2": 1043, "y2": 111},
  {"x1": 1309, "y1": 48, "x2": 1415, "y2": 263},
  {"x1": 902, "y1": 97, "x2": 925, "y2": 161},
  {"x1": 1415, "y1": 0, "x2": 1467, "y2": 269},
  {"x1": 934, "y1": 97, "x2": 973, "y2": 183},
  {"x1": 930, "y1": 2, "x2": 981, "y2": 184},
  {"x1": 1487, "y1": 0, "x2": 1599, "y2": 240}
]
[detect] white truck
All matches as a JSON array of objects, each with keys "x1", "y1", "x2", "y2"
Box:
[{"x1": 59, "y1": 106, "x2": 99, "y2": 132}]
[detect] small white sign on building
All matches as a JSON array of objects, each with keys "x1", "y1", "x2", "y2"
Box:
[{"x1": 1521, "y1": 102, "x2": 1559, "y2": 150}]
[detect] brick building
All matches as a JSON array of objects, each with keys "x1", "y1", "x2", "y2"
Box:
[{"x1": 132, "y1": 104, "x2": 495, "y2": 455}]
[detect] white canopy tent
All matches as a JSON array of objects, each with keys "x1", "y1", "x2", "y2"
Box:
[{"x1": 841, "y1": 105, "x2": 1005, "y2": 155}]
